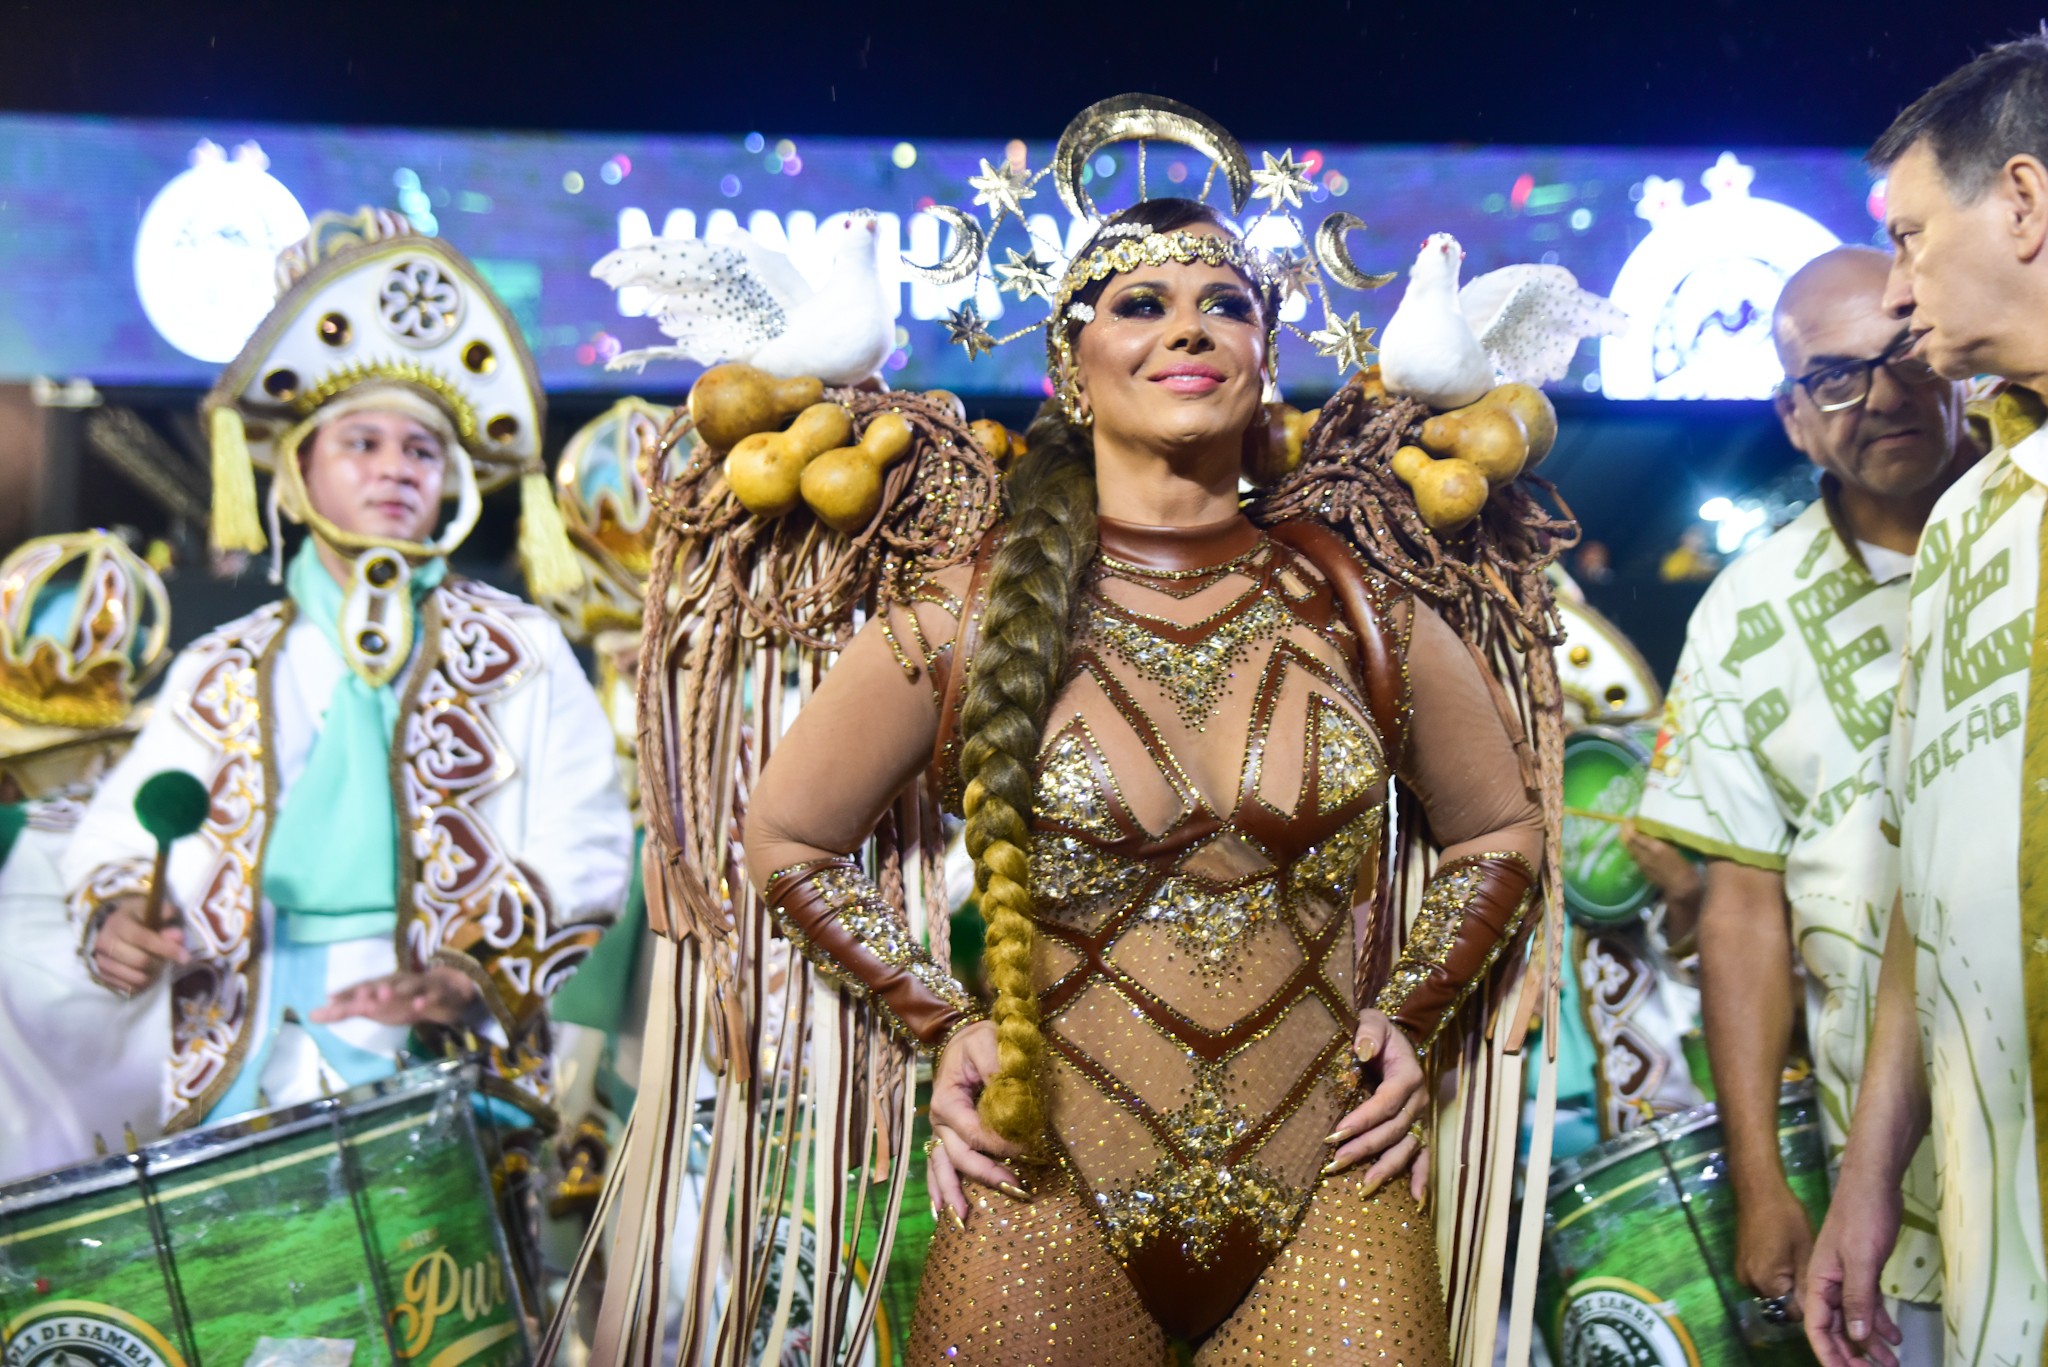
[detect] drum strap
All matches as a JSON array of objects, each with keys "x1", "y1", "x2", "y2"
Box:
[{"x1": 2021, "y1": 473, "x2": 2048, "y2": 1300}]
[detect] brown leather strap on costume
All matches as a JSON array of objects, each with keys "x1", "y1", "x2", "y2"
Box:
[
  {"x1": 1267, "y1": 521, "x2": 1411, "y2": 770},
  {"x1": 927, "y1": 526, "x2": 1005, "y2": 812},
  {"x1": 1374, "y1": 851, "x2": 1537, "y2": 1052},
  {"x1": 763, "y1": 856, "x2": 980, "y2": 1050}
]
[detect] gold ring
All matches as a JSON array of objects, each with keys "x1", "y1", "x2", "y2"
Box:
[
  {"x1": 1408, "y1": 1122, "x2": 1429, "y2": 1149},
  {"x1": 923, "y1": 1135, "x2": 946, "y2": 1159}
]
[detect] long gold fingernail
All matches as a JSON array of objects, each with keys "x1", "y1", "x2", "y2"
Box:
[
  {"x1": 1360, "y1": 1177, "x2": 1382, "y2": 1197},
  {"x1": 950, "y1": 1208, "x2": 967, "y2": 1233},
  {"x1": 1355, "y1": 1037, "x2": 1377, "y2": 1062},
  {"x1": 996, "y1": 1182, "x2": 1033, "y2": 1203},
  {"x1": 930, "y1": 1202, "x2": 939, "y2": 1222},
  {"x1": 1320, "y1": 1158, "x2": 1347, "y2": 1177},
  {"x1": 1322, "y1": 1130, "x2": 1349, "y2": 1146}
]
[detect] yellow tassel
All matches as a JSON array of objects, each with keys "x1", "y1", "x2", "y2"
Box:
[
  {"x1": 518, "y1": 465, "x2": 583, "y2": 600},
  {"x1": 208, "y1": 407, "x2": 267, "y2": 555}
]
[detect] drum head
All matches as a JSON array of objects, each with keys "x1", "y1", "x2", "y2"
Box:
[{"x1": 1561, "y1": 725, "x2": 1658, "y2": 926}]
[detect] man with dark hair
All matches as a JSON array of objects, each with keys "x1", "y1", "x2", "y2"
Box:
[{"x1": 1805, "y1": 33, "x2": 2048, "y2": 1367}]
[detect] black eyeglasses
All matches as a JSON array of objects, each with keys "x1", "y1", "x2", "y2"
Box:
[{"x1": 1779, "y1": 333, "x2": 1942, "y2": 412}]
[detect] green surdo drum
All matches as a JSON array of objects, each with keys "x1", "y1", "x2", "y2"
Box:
[
  {"x1": 1538, "y1": 1081, "x2": 1832, "y2": 1366},
  {"x1": 0, "y1": 1063, "x2": 528, "y2": 1367},
  {"x1": 1560, "y1": 723, "x2": 1664, "y2": 926}
]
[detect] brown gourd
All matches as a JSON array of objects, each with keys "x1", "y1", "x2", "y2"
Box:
[
  {"x1": 968, "y1": 419, "x2": 1013, "y2": 465},
  {"x1": 688, "y1": 363, "x2": 826, "y2": 451},
  {"x1": 1470, "y1": 382, "x2": 1558, "y2": 465},
  {"x1": 724, "y1": 402, "x2": 853, "y2": 516},
  {"x1": 1408, "y1": 456, "x2": 1490, "y2": 532},
  {"x1": 1418, "y1": 403, "x2": 1531, "y2": 486},
  {"x1": 801, "y1": 412, "x2": 915, "y2": 533}
]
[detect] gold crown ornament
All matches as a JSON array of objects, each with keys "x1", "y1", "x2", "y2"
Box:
[
  {"x1": 203, "y1": 208, "x2": 580, "y2": 683},
  {"x1": 536, "y1": 396, "x2": 683, "y2": 642},
  {"x1": 0, "y1": 531, "x2": 170, "y2": 753},
  {"x1": 903, "y1": 93, "x2": 1403, "y2": 403}
]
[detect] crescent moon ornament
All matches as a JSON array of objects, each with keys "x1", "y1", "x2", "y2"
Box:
[
  {"x1": 1314, "y1": 213, "x2": 1398, "y2": 290},
  {"x1": 1053, "y1": 94, "x2": 1252, "y2": 221},
  {"x1": 902, "y1": 205, "x2": 986, "y2": 285}
]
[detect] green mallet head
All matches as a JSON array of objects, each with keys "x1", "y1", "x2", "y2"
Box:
[
  {"x1": 134, "y1": 771, "x2": 211, "y2": 846},
  {"x1": 0, "y1": 803, "x2": 26, "y2": 868}
]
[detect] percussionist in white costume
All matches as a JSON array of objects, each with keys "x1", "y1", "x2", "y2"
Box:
[
  {"x1": 0, "y1": 533, "x2": 173, "y2": 1180},
  {"x1": 64, "y1": 209, "x2": 632, "y2": 1135}
]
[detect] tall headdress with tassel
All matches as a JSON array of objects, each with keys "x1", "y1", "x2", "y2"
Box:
[{"x1": 202, "y1": 208, "x2": 580, "y2": 679}]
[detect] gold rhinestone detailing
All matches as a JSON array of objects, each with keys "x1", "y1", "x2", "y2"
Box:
[
  {"x1": 1092, "y1": 1151, "x2": 1307, "y2": 1264},
  {"x1": 1291, "y1": 808, "x2": 1384, "y2": 910},
  {"x1": 1030, "y1": 833, "x2": 1151, "y2": 928},
  {"x1": 767, "y1": 861, "x2": 979, "y2": 1051},
  {"x1": 1371, "y1": 854, "x2": 1536, "y2": 1052},
  {"x1": 1083, "y1": 593, "x2": 1294, "y2": 730},
  {"x1": 1313, "y1": 697, "x2": 1383, "y2": 814},
  {"x1": 1135, "y1": 871, "x2": 1282, "y2": 970},
  {"x1": 1038, "y1": 727, "x2": 1121, "y2": 838}
]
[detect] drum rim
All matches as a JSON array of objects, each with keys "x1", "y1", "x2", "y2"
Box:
[
  {"x1": 0, "y1": 1060, "x2": 476, "y2": 1207},
  {"x1": 1545, "y1": 1078, "x2": 1818, "y2": 1196}
]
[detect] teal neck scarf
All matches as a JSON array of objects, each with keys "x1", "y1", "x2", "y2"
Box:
[{"x1": 264, "y1": 542, "x2": 445, "y2": 944}]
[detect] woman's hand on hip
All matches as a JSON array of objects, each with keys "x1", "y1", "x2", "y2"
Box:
[
  {"x1": 1323, "y1": 1009, "x2": 1431, "y2": 1202},
  {"x1": 925, "y1": 1020, "x2": 1027, "y2": 1224}
]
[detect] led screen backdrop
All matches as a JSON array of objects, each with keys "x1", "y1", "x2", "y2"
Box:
[{"x1": 0, "y1": 113, "x2": 1886, "y2": 400}]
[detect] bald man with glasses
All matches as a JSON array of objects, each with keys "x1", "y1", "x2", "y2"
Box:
[{"x1": 1635, "y1": 246, "x2": 1976, "y2": 1361}]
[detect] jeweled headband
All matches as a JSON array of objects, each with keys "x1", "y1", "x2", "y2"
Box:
[{"x1": 906, "y1": 93, "x2": 1400, "y2": 381}]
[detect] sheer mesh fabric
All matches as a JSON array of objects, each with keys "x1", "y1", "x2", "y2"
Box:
[
  {"x1": 743, "y1": 513, "x2": 1540, "y2": 1353},
  {"x1": 905, "y1": 1171, "x2": 1450, "y2": 1366}
]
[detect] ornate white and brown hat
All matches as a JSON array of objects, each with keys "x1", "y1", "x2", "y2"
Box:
[{"x1": 201, "y1": 207, "x2": 575, "y2": 594}]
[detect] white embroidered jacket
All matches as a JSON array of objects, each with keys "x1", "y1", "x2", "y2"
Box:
[{"x1": 62, "y1": 579, "x2": 633, "y2": 1131}]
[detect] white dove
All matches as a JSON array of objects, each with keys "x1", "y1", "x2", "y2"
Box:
[
  {"x1": 1378, "y1": 232, "x2": 1628, "y2": 409},
  {"x1": 592, "y1": 210, "x2": 895, "y2": 385}
]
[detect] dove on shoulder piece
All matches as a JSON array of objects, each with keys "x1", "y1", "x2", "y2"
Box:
[
  {"x1": 593, "y1": 209, "x2": 895, "y2": 387},
  {"x1": 1378, "y1": 233, "x2": 1495, "y2": 410},
  {"x1": 1459, "y1": 262, "x2": 1628, "y2": 387}
]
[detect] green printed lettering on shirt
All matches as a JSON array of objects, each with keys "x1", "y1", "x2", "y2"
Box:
[
  {"x1": 1723, "y1": 602, "x2": 1785, "y2": 673},
  {"x1": 1789, "y1": 566, "x2": 1894, "y2": 752},
  {"x1": 1940, "y1": 480, "x2": 2034, "y2": 710}
]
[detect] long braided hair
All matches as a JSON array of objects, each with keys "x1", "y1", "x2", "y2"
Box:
[{"x1": 960, "y1": 197, "x2": 1259, "y2": 1147}]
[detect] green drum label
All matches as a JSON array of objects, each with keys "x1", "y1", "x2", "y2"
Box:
[
  {"x1": 1558, "y1": 1278, "x2": 1700, "y2": 1367},
  {"x1": 3, "y1": 1302, "x2": 185, "y2": 1367}
]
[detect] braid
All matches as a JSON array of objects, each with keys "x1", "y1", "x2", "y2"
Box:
[{"x1": 959, "y1": 402, "x2": 1098, "y2": 1148}]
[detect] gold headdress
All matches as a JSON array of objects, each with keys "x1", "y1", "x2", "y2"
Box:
[
  {"x1": 202, "y1": 207, "x2": 578, "y2": 602},
  {"x1": 0, "y1": 532, "x2": 170, "y2": 746},
  {"x1": 904, "y1": 94, "x2": 1400, "y2": 395},
  {"x1": 534, "y1": 397, "x2": 681, "y2": 642}
]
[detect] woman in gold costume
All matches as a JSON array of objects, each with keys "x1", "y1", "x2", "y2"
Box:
[{"x1": 743, "y1": 197, "x2": 1545, "y2": 1364}]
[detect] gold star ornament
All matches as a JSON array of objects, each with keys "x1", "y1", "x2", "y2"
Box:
[
  {"x1": 1274, "y1": 247, "x2": 1318, "y2": 303},
  {"x1": 994, "y1": 248, "x2": 1057, "y2": 301},
  {"x1": 968, "y1": 158, "x2": 1035, "y2": 220},
  {"x1": 1250, "y1": 149, "x2": 1315, "y2": 211},
  {"x1": 1308, "y1": 312, "x2": 1377, "y2": 373},
  {"x1": 942, "y1": 301, "x2": 997, "y2": 359}
]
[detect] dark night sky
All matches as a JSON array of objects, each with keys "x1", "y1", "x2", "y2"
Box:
[{"x1": 3, "y1": 1, "x2": 2043, "y2": 149}]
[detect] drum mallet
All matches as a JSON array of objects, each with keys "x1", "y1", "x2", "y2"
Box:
[{"x1": 132, "y1": 770, "x2": 210, "y2": 931}]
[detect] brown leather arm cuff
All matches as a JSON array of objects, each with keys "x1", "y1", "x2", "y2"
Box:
[
  {"x1": 763, "y1": 857, "x2": 981, "y2": 1051},
  {"x1": 1374, "y1": 852, "x2": 1538, "y2": 1052}
]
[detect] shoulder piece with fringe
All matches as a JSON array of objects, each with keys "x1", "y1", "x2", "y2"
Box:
[{"x1": 544, "y1": 386, "x2": 1004, "y2": 1365}]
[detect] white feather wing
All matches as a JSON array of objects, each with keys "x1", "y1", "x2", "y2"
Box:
[
  {"x1": 590, "y1": 237, "x2": 788, "y2": 367},
  {"x1": 1460, "y1": 264, "x2": 1628, "y2": 385}
]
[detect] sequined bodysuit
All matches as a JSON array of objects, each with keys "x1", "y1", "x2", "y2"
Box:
[
  {"x1": 753, "y1": 510, "x2": 1540, "y2": 1364},
  {"x1": 1014, "y1": 517, "x2": 1391, "y2": 1332}
]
